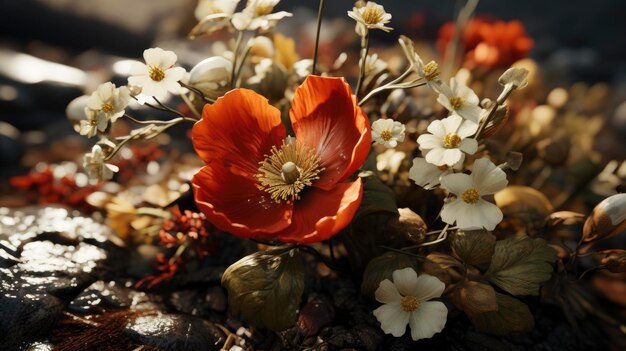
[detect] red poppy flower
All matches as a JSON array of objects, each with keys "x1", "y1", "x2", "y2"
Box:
[{"x1": 191, "y1": 76, "x2": 371, "y2": 243}]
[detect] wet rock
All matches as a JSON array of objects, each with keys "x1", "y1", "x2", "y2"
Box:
[
  {"x1": 69, "y1": 280, "x2": 157, "y2": 313},
  {"x1": 169, "y1": 286, "x2": 227, "y2": 318},
  {"x1": 21, "y1": 340, "x2": 54, "y2": 351},
  {"x1": 124, "y1": 313, "x2": 225, "y2": 351}
]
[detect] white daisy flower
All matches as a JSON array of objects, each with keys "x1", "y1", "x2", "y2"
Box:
[
  {"x1": 398, "y1": 36, "x2": 442, "y2": 91},
  {"x1": 128, "y1": 48, "x2": 187, "y2": 99},
  {"x1": 191, "y1": 0, "x2": 240, "y2": 36},
  {"x1": 372, "y1": 119, "x2": 405, "y2": 148},
  {"x1": 417, "y1": 114, "x2": 478, "y2": 167},
  {"x1": 83, "y1": 145, "x2": 119, "y2": 181},
  {"x1": 87, "y1": 82, "x2": 130, "y2": 123},
  {"x1": 231, "y1": 0, "x2": 292, "y2": 31},
  {"x1": 440, "y1": 158, "x2": 508, "y2": 230},
  {"x1": 348, "y1": 2, "x2": 393, "y2": 33},
  {"x1": 373, "y1": 268, "x2": 448, "y2": 341},
  {"x1": 437, "y1": 78, "x2": 483, "y2": 124},
  {"x1": 364, "y1": 54, "x2": 388, "y2": 77},
  {"x1": 408, "y1": 156, "x2": 463, "y2": 190},
  {"x1": 79, "y1": 109, "x2": 108, "y2": 138}
]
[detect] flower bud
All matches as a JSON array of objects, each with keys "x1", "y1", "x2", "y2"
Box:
[
  {"x1": 189, "y1": 56, "x2": 233, "y2": 101},
  {"x1": 394, "y1": 208, "x2": 427, "y2": 243},
  {"x1": 544, "y1": 211, "x2": 585, "y2": 240},
  {"x1": 582, "y1": 194, "x2": 626, "y2": 243},
  {"x1": 66, "y1": 95, "x2": 90, "y2": 124}
]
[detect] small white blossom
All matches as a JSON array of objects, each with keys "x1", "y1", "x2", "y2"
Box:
[
  {"x1": 373, "y1": 268, "x2": 447, "y2": 341},
  {"x1": 364, "y1": 54, "x2": 388, "y2": 77},
  {"x1": 348, "y1": 2, "x2": 393, "y2": 34},
  {"x1": 79, "y1": 109, "x2": 108, "y2": 138},
  {"x1": 83, "y1": 145, "x2": 119, "y2": 181},
  {"x1": 372, "y1": 119, "x2": 405, "y2": 148},
  {"x1": 437, "y1": 78, "x2": 483, "y2": 124},
  {"x1": 377, "y1": 149, "x2": 406, "y2": 174},
  {"x1": 87, "y1": 82, "x2": 130, "y2": 123},
  {"x1": 417, "y1": 114, "x2": 478, "y2": 167},
  {"x1": 398, "y1": 36, "x2": 442, "y2": 91},
  {"x1": 408, "y1": 156, "x2": 462, "y2": 190},
  {"x1": 440, "y1": 158, "x2": 508, "y2": 230},
  {"x1": 128, "y1": 48, "x2": 187, "y2": 99},
  {"x1": 231, "y1": 0, "x2": 292, "y2": 31},
  {"x1": 191, "y1": 0, "x2": 240, "y2": 36}
]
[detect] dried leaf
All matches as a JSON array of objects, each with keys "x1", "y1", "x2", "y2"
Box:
[
  {"x1": 425, "y1": 252, "x2": 465, "y2": 284},
  {"x1": 453, "y1": 280, "x2": 498, "y2": 317},
  {"x1": 221, "y1": 247, "x2": 304, "y2": 331},
  {"x1": 470, "y1": 293, "x2": 534, "y2": 336},
  {"x1": 451, "y1": 230, "x2": 496, "y2": 266},
  {"x1": 361, "y1": 251, "x2": 417, "y2": 294},
  {"x1": 485, "y1": 236, "x2": 557, "y2": 296}
]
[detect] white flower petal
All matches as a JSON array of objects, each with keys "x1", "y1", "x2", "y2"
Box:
[
  {"x1": 408, "y1": 301, "x2": 447, "y2": 341},
  {"x1": 457, "y1": 119, "x2": 479, "y2": 138},
  {"x1": 440, "y1": 173, "x2": 471, "y2": 195},
  {"x1": 375, "y1": 279, "x2": 402, "y2": 304},
  {"x1": 417, "y1": 134, "x2": 443, "y2": 150},
  {"x1": 457, "y1": 104, "x2": 482, "y2": 124},
  {"x1": 441, "y1": 198, "x2": 464, "y2": 226},
  {"x1": 424, "y1": 147, "x2": 446, "y2": 166},
  {"x1": 413, "y1": 274, "x2": 446, "y2": 301},
  {"x1": 426, "y1": 120, "x2": 446, "y2": 137},
  {"x1": 471, "y1": 158, "x2": 508, "y2": 195},
  {"x1": 441, "y1": 114, "x2": 463, "y2": 134},
  {"x1": 143, "y1": 48, "x2": 163, "y2": 65},
  {"x1": 373, "y1": 303, "x2": 409, "y2": 337},
  {"x1": 409, "y1": 158, "x2": 444, "y2": 190},
  {"x1": 392, "y1": 267, "x2": 419, "y2": 296},
  {"x1": 476, "y1": 199, "x2": 504, "y2": 231},
  {"x1": 441, "y1": 148, "x2": 463, "y2": 167},
  {"x1": 459, "y1": 138, "x2": 478, "y2": 155}
]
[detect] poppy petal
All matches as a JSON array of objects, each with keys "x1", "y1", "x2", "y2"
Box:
[
  {"x1": 192, "y1": 165, "x2": 292, "y2": 238},
  {"x1": 290, "y1": 76, "x2": 371, "y2": 190},
  {"x1": 276, "y1": 178, "x2": 363, "y2": 243},
  {"x1": 192, "y1": 89, "x2": 286, "y2": 177}
]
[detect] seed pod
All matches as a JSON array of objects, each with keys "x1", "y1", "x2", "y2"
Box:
[
  {"x1": 596, "y1": 250, "x2": 626, "y2": 273},
  {"x1": 394, "y1": 208, "x2": 427, "y2": 243},
  {"x1": 582, "y1": 194, "x2": 626, "y2": 243},
  {"x1": 188, "y1": 56, "x2": 232, "y2": 102},
  {"x1": 544, "y1": 211, "x2": 585, "y2": 241}
]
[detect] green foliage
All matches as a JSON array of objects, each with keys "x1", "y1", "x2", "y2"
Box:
[
  {"x1": 221, "y1": 247, "x2": 305, "y2": 331},
  {"x1": 485, "y1": 236, "x2": 557, "y2": 296},
  {"x1": 470, "y1": 293, "x2": 535, "y2": 336},
  {"x1": 451, "y1": 230, "x2": 496, "y2": 266},
  {"x1": 354, "y1": 173, "x2": 398, "y2": 220}
]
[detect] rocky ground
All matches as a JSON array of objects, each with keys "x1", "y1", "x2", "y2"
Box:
[{"x1": 0, "y1": 206, "x2": 611, "y2": 350}]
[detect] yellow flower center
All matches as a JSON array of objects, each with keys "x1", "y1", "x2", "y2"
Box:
[
  {"x1": 256, "y1": 139, "x2": 324, "y2": 203},
  {"x1": 379, "y1": 130, "x2": 393, "y2": 142},
  {"x1": 461, "y1": 187, "x2": 480, "y2": 204},
  {"x1": 442, "y1": 133, "x2": 461, "y2": 148},
  {"x1": 361, "y1": 5, "x2": 384, "y2": 25},
  {"x1": 101, "y1": 102, "x2": 114, "y2": 113},
  {"x1": 449, "y1": 96, "x2": 465, "y2": 110},
  {"x1": 401, "y1": 296, "x2": 420, "y2": 312},
  {"x1": 437, "y1": 164, "x2": 450, "y2": 171},
  {"x1": 254, "y1": 4, "x2": 274, "y2": 17},
  {"x1": 149, "y1": 65, "x2": 165, "y2": 82},
  {"x1": 423, "y1": 61, "x2": 440, "y2": 81},
  {"x1": 207, "y1": 6, "x2": 224, "y2": 15}
]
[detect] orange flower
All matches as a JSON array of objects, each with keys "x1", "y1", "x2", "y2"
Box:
[
  {"x1": 191, "y1": 76, "x2": 371, "y2": 243},
  {"x1": 437, "y1": 18, "x2": 533, "y2": 68}
]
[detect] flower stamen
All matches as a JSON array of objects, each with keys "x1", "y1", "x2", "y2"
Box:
[
  {"x1": 442, "y1": 133, "x2": 461, "y2": 148},
  {"x1": 449, "y1": 96, "x2": 465, "y2": 110},
  {"x1": 361, "y1": 5, "x2": 384, "y2": 25},
  {"x1": 149, "y1": 65, "x2": 165, "y2": 82},
  {"x1": 256, "y1": 139, "x2": 324, "y2": 203},
  {"x1": 254, "y1": 5, "x2": 274, "y2": 17},
  {"x1": 461, "y1": 187, "x2": 480, "y2": 204},
  {"x1": 422, "y1": 61, "x2": 439, "y2": 81},
  {"x1": 401, "y1": 296, "x2": 420, "y2": 312},
  {"x1": 379, "y1": 130, "x2": 393, "y2": 142},
  {"x1": 101, "y1": 102, "x2": 114, "y2": 113}
]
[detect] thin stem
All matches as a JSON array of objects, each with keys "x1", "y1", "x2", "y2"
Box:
[
  {"x1": 180, "y1": 92, "x2": 201, "y2": 119},
  {"x1": 153, "y1": 97, "x2": 186, "y2": 118},
  {"x1": 230, "y1": 31, "x2": 244, "y2": 89},
  {"x1": 180, "y1": 81, "x2": 215, "y2": 104},
  {"x1": 379, "y1": 246, "x2": 425, "y2": 259},
  {"x1": 234, "y1": 44, "x2": 253, "y2": 86},
  {"x1": 355, "y1": 30, "x2": 370, "y2": 99},
  {"x1": 358, "y1": 81, "x2": 425, "y2": 106},
  {"x1": 312, "y1": 0, "x2": 325, "y2": 75},
  {"x1": 297, "y1": 245, "x2": 343, "y2": 272},
  {"x1": 402, "y1": 223, "x2": 451, "y2": 250}
]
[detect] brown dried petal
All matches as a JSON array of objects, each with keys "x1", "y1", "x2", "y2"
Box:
[{"x1": 453, "y1": 280, "x2": 498, "y2": 317}]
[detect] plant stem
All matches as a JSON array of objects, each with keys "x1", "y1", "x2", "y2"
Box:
[
  {"x1": 355, "y1": 30, "x2": 370, "y2": 99},
  {"x1": 312, "y1": 0, "x2": 325, "y2": 75},
  {"x1": 230, "y1": 31, "x2": 244, "y2": 89}
]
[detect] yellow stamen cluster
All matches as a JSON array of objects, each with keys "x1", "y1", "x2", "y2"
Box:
[
  {"x1": 422, "y1": 61, "x2": 440, "y2": 81},
  {"x1": 361, "y1": 5, "x2": 384, "y2": 25},
  {"x1": 401, "y1": 296, "x2": 420, "y2": 312},
  {"x1": 461, "y1": 188, "x2": 480, "y2": 204},
  {"x1": 379, "y1": 130, "x2": 393, "y2": 142},
  {"x1": 254, "y1": 4, "x2": 274, "y2": 17},
  {"x1": 256, "y1": 139, "x2": 324, "y2": 203},
  {"x1": 101, "y1": 102, "x2": 114, "y2": 113},
  {"x1": 437, "y1": 165, "x2": 450, "y2": 171},
  {"x1": 449, "y1": 96, "x2": 465, "y2": 110},
  {"x1": 442, "y1": 133, "x2": 461, "y2": 148},
  {"x1": 149, "y1": 65, "x2": 165, "y2": 82}
]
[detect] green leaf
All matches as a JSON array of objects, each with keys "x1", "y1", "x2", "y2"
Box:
[
  {"x1": 470, "y1": 293, "x2": 534, "y2": 336},
  {"x1": 451, "y1": 230, "x2": 496, "y2": 266},
  {"x1": 485, "y1": 236, "x2": 557, "y2": 296},
  {"x1": 361, "y1": 251, "x2": 417, "y2": 294},
  {"x1": 354, "y1": 173, "x2": 398, "y2": 220},
  {"x1": 221, "y1": 247, "x2": 304, "y2": 331},
  {"x1": 453, "y1": 280, "x2": 498, "y2": 317}
]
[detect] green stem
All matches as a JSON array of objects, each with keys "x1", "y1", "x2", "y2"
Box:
[
  {"x1": 230, "y1": 31, "x2": 244, "y2": 89},
  {"x1": 312, "y1": 0, "x2": 325, "y2": 75},
  {"x1": 355, "y1": 30, "x2": 370, "y2": 99}
]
